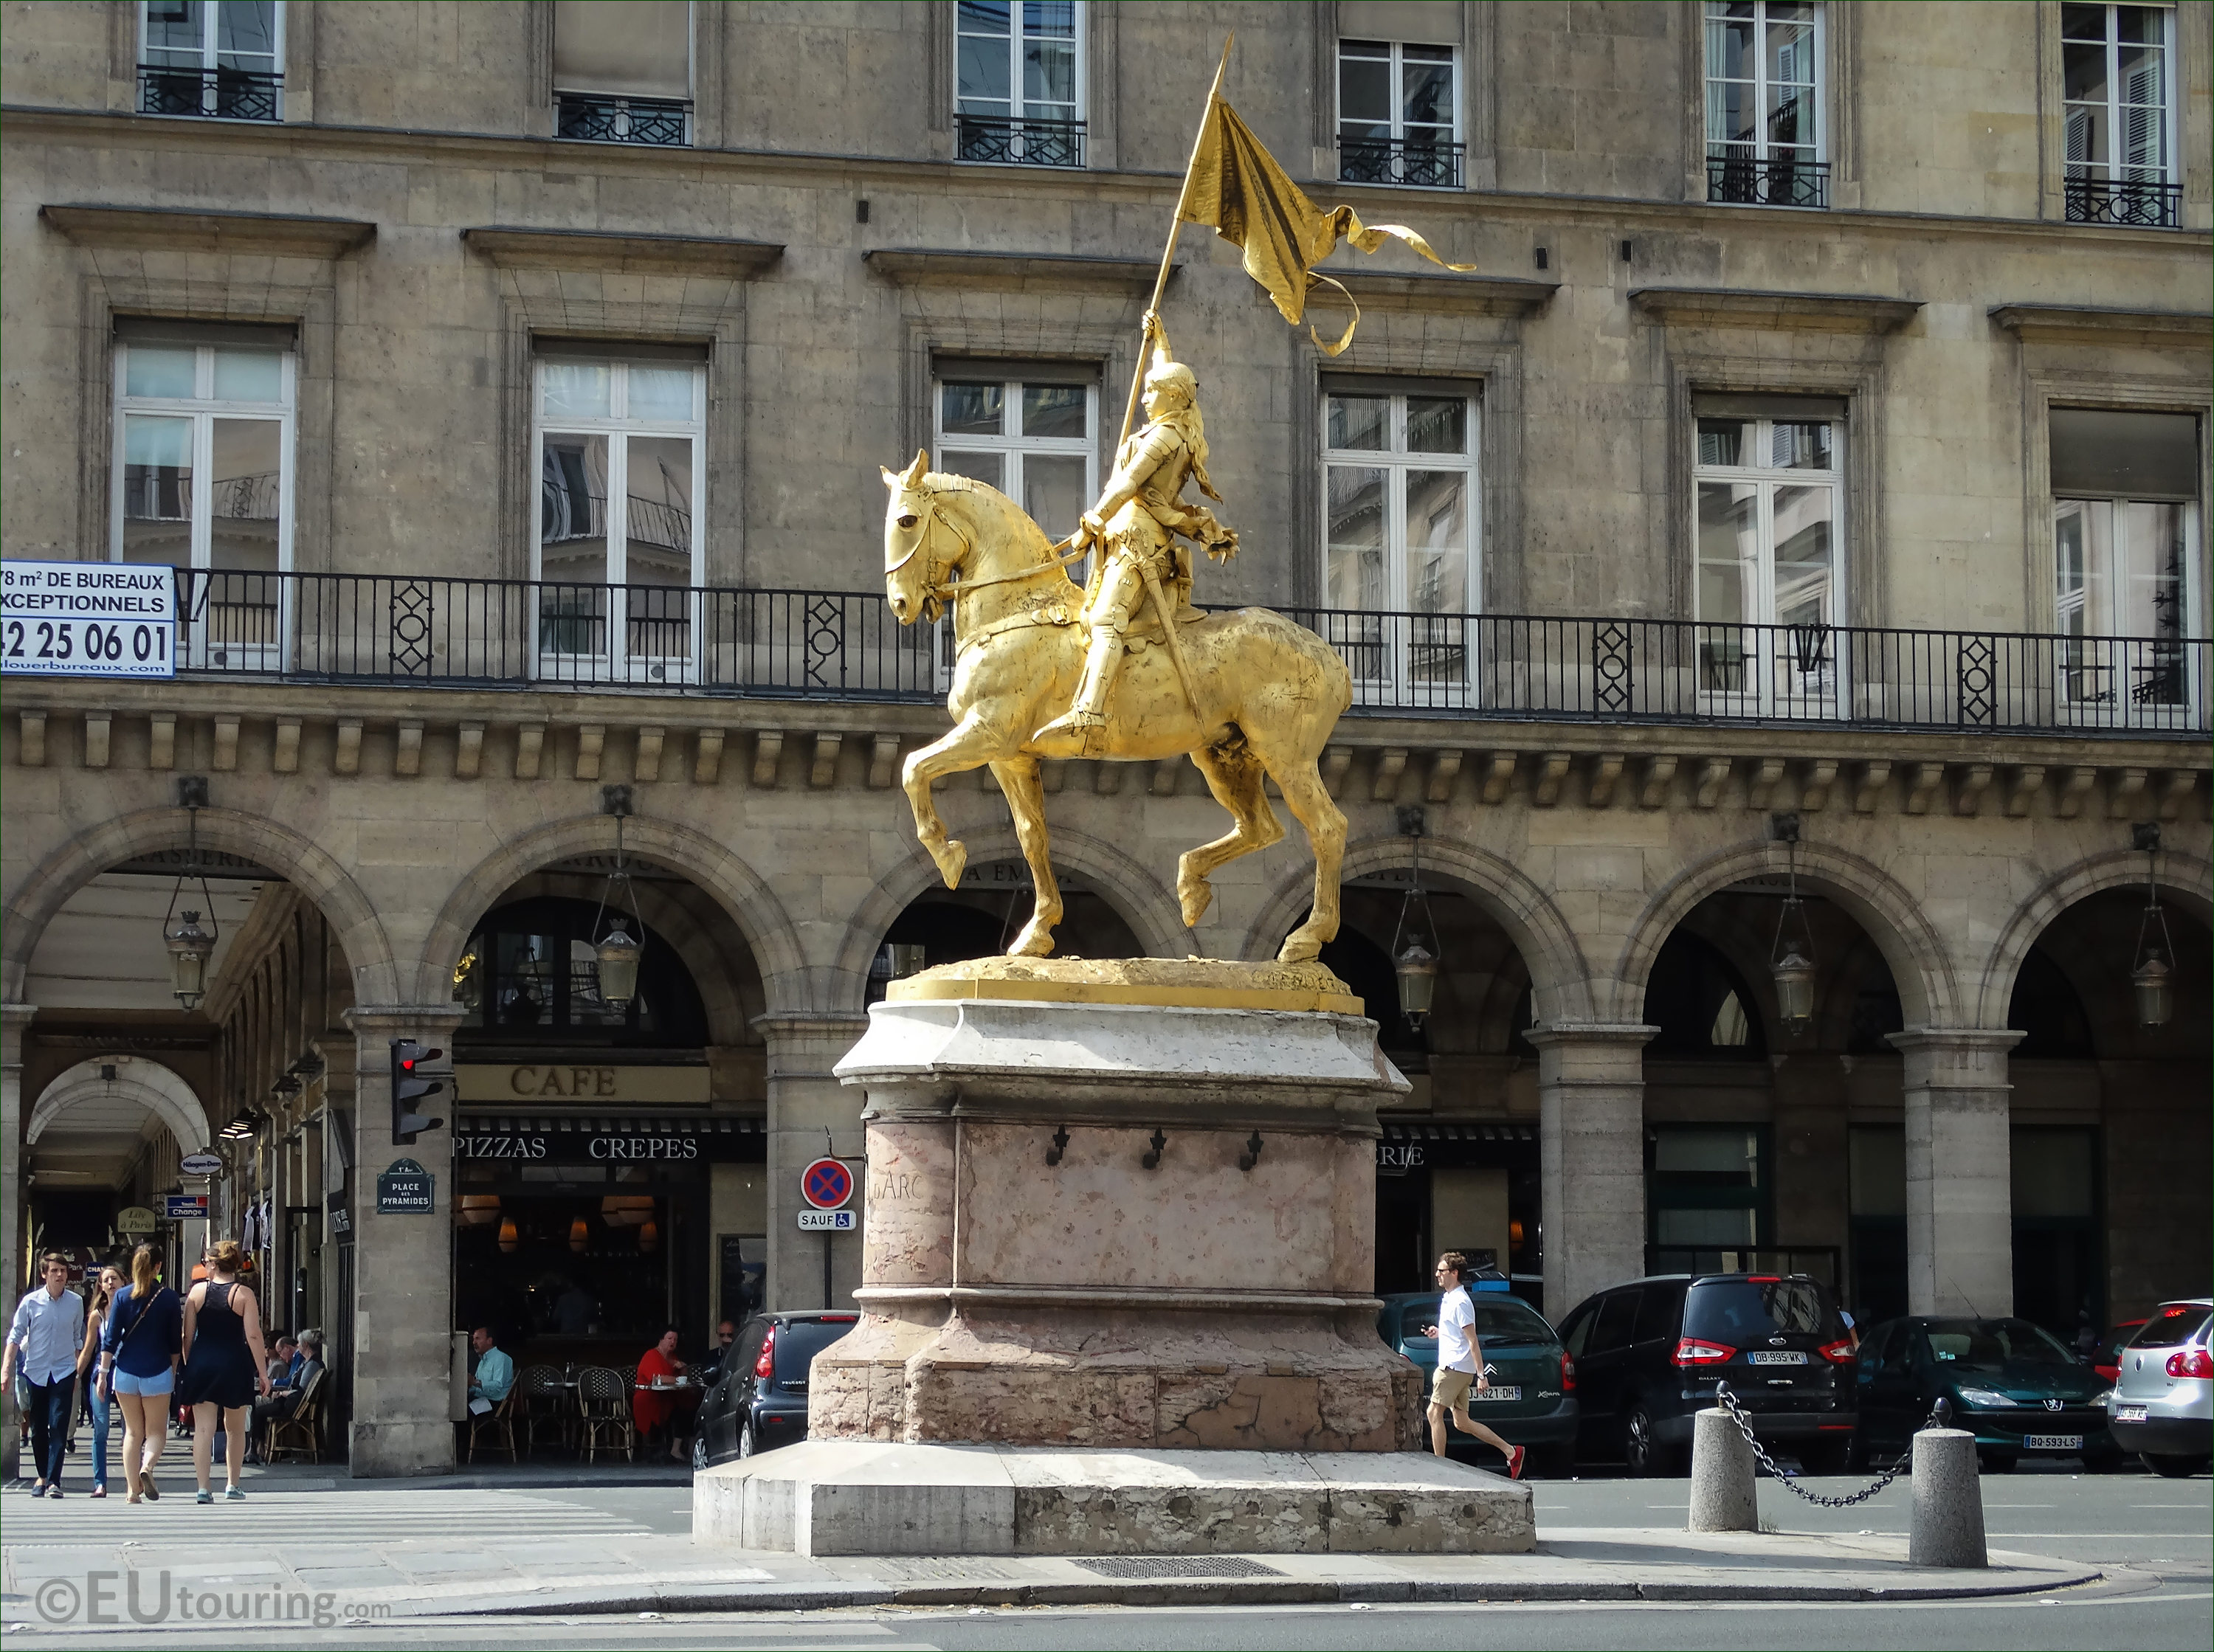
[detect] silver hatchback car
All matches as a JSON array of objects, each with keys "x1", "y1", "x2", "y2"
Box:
[{"x1": 2107, "y1": 1299, "x2": 2213, "y2": 1477}]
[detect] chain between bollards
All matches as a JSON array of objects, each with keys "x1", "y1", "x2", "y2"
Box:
[{"x1": 1710, "y1": 1382, "x2": 1948, "y2": 1510}]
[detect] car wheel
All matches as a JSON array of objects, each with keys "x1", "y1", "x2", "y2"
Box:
[
  {"x1": 689, "y1": 1432, "x2": 708, "y2": 1471},
  {"x1": 1977, "y1": 1452, "x2": 2018, "y2": 1474},
  {"x1": 1624, "y1": 1403, "x2": 1679, "y2": 1477},
  {"x1": 2143, "y1": 1453, "x2": 2210, "y2": 1479},
  {"x1": 738, "y1": 1418, "x2": 758, "y2": 1459},
  {"x1": 1796, "y1": 1438, "x2": 1851, "y2": 1476}
]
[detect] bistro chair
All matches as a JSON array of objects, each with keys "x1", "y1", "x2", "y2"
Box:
[
  {"x1": 467, "y1": 1387, "x2": 519, "y2": 1463},
  {"x1": 517, "y1": 1364, "x2": 571, "y2": 1457},
  {"x1": 263, "y1": 1369, "x2": 325, "y2": 1465},
  {"x1": 576, "y1": 1366, "x2": 636, "y2": 1463}
]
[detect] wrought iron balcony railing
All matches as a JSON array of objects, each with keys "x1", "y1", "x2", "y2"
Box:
[
  {"x1": 2063, "y1": 173, "x2": 2182, "y2": 229},
  {"x1": 555, "y1": 92, "x2": 690, "y2": 147},
  {"x1": 955, "y1": 114, "x2": 1085, "y2": 168},
  {"x1": 128, "y1": 570, "x2": 2208, "y2": 739},
  {"x1": 1339, "y1": 136, "x2": 1464, "y2": 190},
  {"x1": 137, "y1": 65, "x2": 283, "y2": 122},
  {"x1": 1706, "y1": 147, "x2": 1830, "y2": 209}
]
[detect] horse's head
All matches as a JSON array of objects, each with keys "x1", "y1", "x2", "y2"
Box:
[{"x1": 880, "y1": 449, "x2": 945, "y2": 626}]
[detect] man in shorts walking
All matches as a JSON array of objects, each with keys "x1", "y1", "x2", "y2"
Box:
[{"x1": 1424, "y1": 1251, "x2": 1525, "y2": 1479}]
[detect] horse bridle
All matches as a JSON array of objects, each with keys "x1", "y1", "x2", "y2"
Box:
[{"x1": 887, "y1": 484, "x2": 1084, "y2": 615}]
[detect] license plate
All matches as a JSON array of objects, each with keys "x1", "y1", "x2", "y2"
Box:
[
  {"x1": 2023, "y1": 1434, "x2": 2082, "y2": 1451},
  {"x1": 1748, "y1": 1352, "x2": 1807, "y2": 1366},
  {"x1": 1472, "y1": 1386, "x2": 1522, "y2": 1402},
  {"x1": 2114, "y1": 1406, "x2": 2148, "y2": 1423}
]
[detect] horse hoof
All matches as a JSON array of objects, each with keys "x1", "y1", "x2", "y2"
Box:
[
  {"x1": 1276, "y1": 937, "x2": 1322, "y2": 965},
  {"x1": 1007, "y1": 922, "x2": 1057, "y2": 958},
  {"x1": 937, "y1": 840, "x2": 968, "y2": 890},
  {"x1": 1177, "y1": 879, "x2": 1214, "y2": 929}
]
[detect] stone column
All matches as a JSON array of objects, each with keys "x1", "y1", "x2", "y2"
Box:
[
  {"x1": 1, "y1": 1003, "x2": 33, "y2": 1482},
  {"x1": 1890, "y1": 1029, "x2": 2021, "y2": 1319},
  {"x1": 1527, "y1": 1023, "x2": 1656, "y2": 1322},
  {"x1": 341, "y1": 1006, "x2": 463, "y2": 1477},
  {"x1": 758, "y1": 1014, "x2": 871, "y2": 1313}
]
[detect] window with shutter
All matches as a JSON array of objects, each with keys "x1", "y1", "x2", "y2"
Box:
[{"x1": 2061, "y1": 4, "x2": 2177, "y2": 226}]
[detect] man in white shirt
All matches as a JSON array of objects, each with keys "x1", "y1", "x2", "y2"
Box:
[
  {"x1": 1422, "y1": 1251, "x2": 1525, "y2": 1480},
  {"x1": 2, "y1": 1254, "x2": 87, "y2": 1497}
]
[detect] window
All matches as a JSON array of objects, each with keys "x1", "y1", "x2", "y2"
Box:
[
  {"x1": 1649, "y1": 1127, "x2": 1770, "y2": 1259},
  {"x1": 2063, "y1": 4, "x2": 2177, "y2": 227},
  {"x1": 139, "y1": 1, "x2": 283, "y2": 121},
  {"x1": 1705, "y1": 1, "x2": 1825, "y2": 207},
  {"x1": 111, "y1": 332, "x2": 294, "y2": 669},
  {"x1": 554, "y1": 1, "x2": 692, "y2": 146},
  {"x1": 534, "y1": 353, "x2": 704, "y2": 682},
  {"x1": 1337, "y1": 39, "x2": 1461, "y2": 187},
  {"x1": 956, "y1": 1, "x2": 1084, "y2": 167},
  {"x1": 1693, "y1": 398, "x2": 1842, "y2": 710},
  {"x1": 454, "y1": 897, "x2": 707, "y2": 1046},
  {"x1": 1322, "y1": 389, "x2": 1478, "y2": 705},
  {"x1": 2050, "y1": 407, "x2": 2201, "y2": 725}
]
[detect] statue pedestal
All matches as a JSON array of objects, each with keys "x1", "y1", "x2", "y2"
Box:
[
  {"x1": 814, "y1": 957, "x2": 1419, "y2": 1452},
  {"x1": 694, "y1": 959, "x2": 1532, "y2": 1555}
]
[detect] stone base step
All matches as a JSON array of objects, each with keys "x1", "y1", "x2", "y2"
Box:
[{"x1": 694, "y1": 1441, "x2": 1534, "y2": 1558}]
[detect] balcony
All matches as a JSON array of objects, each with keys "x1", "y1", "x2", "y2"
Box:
[
  {"x1": 555, "y1": 93, "x2": 690, "y2": 147},
  {"x1": 955, "y1": 114, "x2": 1085, "y2": 169},
  {"x1": 137, "y1": 65, "x2": 282, "y2": 122},
  {"x1": 131, "y1": 571, "x2": 2207, "y2": 738},
  {"x1": 2064, "y1": 174, "x2": 2182, "y2": 229},
  {"x1": 1339, "y1": 136, "x2": 1463, "y2": 190},
  {"x1": 1706, "y1": 148, "x2": 1829, "y2": 209}
]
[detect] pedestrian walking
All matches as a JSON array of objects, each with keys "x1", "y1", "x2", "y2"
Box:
[
  {"x1": 177, "y1": 1240, "x2": 270, "y2": 1503},
  {"x1": 2, "y1": 1252, "x2": 87, "y2": 1497},
  {"x1": 1422, "y1": 1251, "x2": 1526, "y2": 1481},
  {"x1": 74, "y1": 1266, "x2": 124, "y2": 1497},
  {"x1": 100, "y1": 1243, "x2": 183, "y2": 1504}
]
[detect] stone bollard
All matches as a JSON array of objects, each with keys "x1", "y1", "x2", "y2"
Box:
[
  {"x1": 1687, "y1": 1407, "x2": 1759, "y2": 1532},
  {"x1": 1907, "y1": 1427, "x2": 1987, "y2": 1568}
]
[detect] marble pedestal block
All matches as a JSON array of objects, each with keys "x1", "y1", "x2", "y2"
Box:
[{"x1": 812, "y1": 958, "x2": 1422, "y2": 1454}]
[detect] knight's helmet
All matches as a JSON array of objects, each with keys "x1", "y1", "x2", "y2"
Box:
[{"x1": 1143, "y1": 338, "x2": 1197, "y2": 409}]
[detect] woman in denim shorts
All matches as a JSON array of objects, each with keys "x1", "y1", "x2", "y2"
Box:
[{"x1": 100, "y1": 1245, "x2": 183, "y2": 1504}]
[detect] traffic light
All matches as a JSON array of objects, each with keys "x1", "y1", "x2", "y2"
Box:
[{"x1": 390, "y1": 1039, "x2": 447, "y2": 1144}]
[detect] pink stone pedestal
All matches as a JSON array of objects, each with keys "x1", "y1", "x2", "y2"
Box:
[{"x1": 814, "y1": 986, "x2": 1422, "y2": 1453}]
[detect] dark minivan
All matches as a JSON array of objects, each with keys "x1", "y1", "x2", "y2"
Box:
[
  {"x1": 1555, "y1": 1273, "x2": 1858, "y2": 1475},
  {"x1": 691, "y1": 1311, "x2": 858, "y2": 1468}
]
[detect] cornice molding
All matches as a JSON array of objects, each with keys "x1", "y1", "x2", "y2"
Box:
[
  {"x1": 864, "y1": 248, "x2": 1170, "y2": 295},
  {"x1": 461, "y1": 226, "x2": 784, "y2": 277},
  {"x1": 1988, "y1": 303, "x2": 2214, "y2": 349},
  {"x1": 38, "y1": 203, "x2": 375, "y2": 258},
  {"x1": 1318, "y1": 272, "x2": 1558, "y2": 318},
  {"x1": 1630, "y1": 286, "x2": 1923, "y2": 334}
]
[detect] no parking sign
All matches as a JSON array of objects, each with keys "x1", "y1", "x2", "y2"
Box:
[{"x1": 801, "y1": 1156, "x2": 854, "y2": 1212}]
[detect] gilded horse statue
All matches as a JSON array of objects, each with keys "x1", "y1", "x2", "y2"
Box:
[{"x1": 880, "y1": 450, "x2": 1351, "y2": 964}]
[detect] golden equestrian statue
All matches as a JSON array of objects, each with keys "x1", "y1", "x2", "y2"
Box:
[{"x1": 880, "y1": 37, "x2": 1474, "y2": 964}]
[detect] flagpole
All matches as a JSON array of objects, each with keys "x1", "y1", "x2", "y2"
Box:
[{"x1": 1116, "y1": 32, "x2": 1234, "y2": 449}]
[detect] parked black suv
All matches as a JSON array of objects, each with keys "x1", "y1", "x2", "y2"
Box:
[
  {"x1": 1555, "y1": 1273, "x2": 1858, "y2": 1475},
  {"x1": 691, "y1": 1311, "x2": 858, "y2": 1468}
]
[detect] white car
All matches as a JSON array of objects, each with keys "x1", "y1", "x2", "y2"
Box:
[{"x1": 2107, "y1": 1299, "x2": 2213, "y2": 1478}]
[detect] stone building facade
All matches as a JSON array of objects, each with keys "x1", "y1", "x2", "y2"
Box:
[{"x1": 2, "y1": 1, "x2": 2207, "y2": 1476}]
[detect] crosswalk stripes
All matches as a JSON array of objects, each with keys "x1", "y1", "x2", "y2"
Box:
[{"x1": 1, "y1": 1489, "x2": 656, "y2": 1546}]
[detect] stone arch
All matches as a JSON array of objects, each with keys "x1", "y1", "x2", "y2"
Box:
[
  {"x1": 421, "y1": 814, "x2": 810, "y2": 1015},
  {"x1": 1241, "y1": 834, "x2": 1599, "y2": 1022},
  {"x1": 1975, "y1": 846, "x2": 2214, "y2": 1028},
  {"x1": 1, "y1": 805, "x2": 399, "y2": 1005},
  {"x1": 828, "y1": 824, "x2": 1190, "y2": 1012},
  {"x1": 1612, "y1": 837, "x2": 1959, "y2": 1027},
  {"x1": 30, "y1": 1057, "x2": 212, "y2": 1155}
]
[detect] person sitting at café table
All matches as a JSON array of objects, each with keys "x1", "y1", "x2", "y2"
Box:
[
  {"x1": 632, "y1": 1327, "x2": 692, "y2": 1462},
  {"x1": 265, "y1": 1334, "x2": 297, "y2": 1388},
  {"x1": 468, "y1": 1327, "x2": 514, "y2": 1415}
]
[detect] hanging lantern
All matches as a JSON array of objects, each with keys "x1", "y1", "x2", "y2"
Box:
[
  {"x1": 568, "y1": 1215, "x2": 590, "y2": 1252},
  {"x1": 497, "y1": 1217, "x2": 519, "y2": 1254},
  {"x1": 1394, "y1": 939, "x2": 1438, "y2": 1028},
  {"x1": 455, "y1": 1195, "x2": 501, "y2": 1228},
  {"x1": 2131, "y1": 954, "x2": 2173, "y2": 1029},
  {"x1": 1768, "y1": 820, "x2": 1816, "y2": 1039},
  {"x1": 637, "y1": 1218, "x2": 659, "y2": 1254},
  {"x1": 600, "y1": 1195, "x2": 655, "y2": 1228},
  {"x1": 2131, "y1": 827, "x2": 2175, "y2": 1029},
  {"x1": 590, "y1": 799, "x2": 648, "y2": 1015},
  {"x1": 165, "y1": 910, "x2": 215, "y2": 1010}
]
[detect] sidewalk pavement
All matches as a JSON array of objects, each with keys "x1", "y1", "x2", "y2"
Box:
[{"x1": 0, "y1": 1473, "x2": 2106, "y2": 1626}]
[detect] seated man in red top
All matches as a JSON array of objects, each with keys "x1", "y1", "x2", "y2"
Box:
[{"x1": 632, "y1": 1327, "x2": 692, "y2": 1463}]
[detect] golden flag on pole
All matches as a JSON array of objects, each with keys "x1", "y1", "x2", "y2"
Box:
[{"x1": 1178, "y1": 97, "x2": 1475, "y2": 356}]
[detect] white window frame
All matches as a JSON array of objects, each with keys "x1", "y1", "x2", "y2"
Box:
[
  {"x1": 551, "y1": 0, "x2": 695, "y2": 145},
  {"x1": 531, "y1": 359, "x2": 707, "y2": 685},
  {"x1": 1335, "y1": 38, "x2": 1462, "y2": 188},
  {"x1": 2061, "y1": 4, "x2": 2178, "y2": 218},
  {"x1": 2052, "y1": 493, "x2": 2202, "y2": 731},
  {"x1": 954, "y1": 0, "x2": 1087, "y2": 166},
  {"x1": 1319, "y1": 389, "x2": 1481, "y2": 708},
  {"x1": 1703, "y1": 0, "x2": 1827, "y2": 205},
  {"x1": 1691, "y1": 414, "x2": 1846, "y2": 716},
  {"x1": 138, "y1": 0, "x2": 286, "y2": 120},
  {"x1": 110, "y1": 340, "x2": 296, "y2": 671}
]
